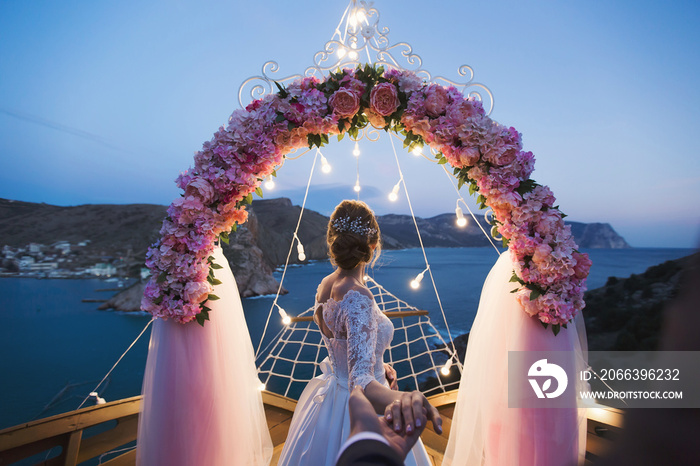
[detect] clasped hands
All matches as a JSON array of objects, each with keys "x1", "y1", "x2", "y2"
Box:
[{"x1": 348, "y1": 385, "x2": 443, "y2": 460}]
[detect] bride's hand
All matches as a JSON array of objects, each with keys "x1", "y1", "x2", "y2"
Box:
[
  {"x1": 383, "y1": 363, "x2": 398, "y2": 390},
  {"x1": 384, "y1": 390, "x2": 443, "y2": 436}
]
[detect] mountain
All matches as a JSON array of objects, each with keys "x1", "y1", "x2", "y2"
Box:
[{"x1": 0, "y1": 197, "x2": 631, "y2": 303}]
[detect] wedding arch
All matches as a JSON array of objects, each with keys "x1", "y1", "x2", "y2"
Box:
[{"x1": 141, "y1": 0, "x2": 591, "y2": 340}]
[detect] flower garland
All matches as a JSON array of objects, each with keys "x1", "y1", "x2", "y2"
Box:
[{"x1": 141, "y1": 64, "x2": 591, "y2": 334}]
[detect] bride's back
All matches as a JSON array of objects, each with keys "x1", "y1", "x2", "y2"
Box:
[{"x1": 314, "y1": 273, "x2": 373, "y2": 340}]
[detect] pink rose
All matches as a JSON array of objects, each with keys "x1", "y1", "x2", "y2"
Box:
[
  {"x1": 424, "y1": 85, "x2": 449, "y2": 117},
  {"x1": 369, "y1": 82, "x2": 399, "y2": 116},
  {"x1": 447, "y1": 99, "x2": 481, "y2": 122},
  {"x1": 572, "y1": 251, "x2": 592, "y2": 280},
  {"x1": 365, "y1": 109, "x2": 387, "y2": 128},
  {"x1": 184, "y1": 280, "x2": 212, "y2": 303},
  {"x1": 185, "y1": 178, "x2": 215, "y2": 204},
  {"x1": 329, "y1": 88, "x2": 361, "y2": 118}
]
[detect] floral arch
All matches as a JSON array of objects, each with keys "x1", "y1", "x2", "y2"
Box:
[{"x1": 141, "y1": 62, "x2": 591, "y2": 336}]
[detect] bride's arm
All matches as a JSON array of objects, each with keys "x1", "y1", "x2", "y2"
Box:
[{"x1": 344, "y1": 292, "x2": 442, "y2": 435}]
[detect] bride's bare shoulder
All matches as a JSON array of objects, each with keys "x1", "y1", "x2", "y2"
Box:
[
  {"x1": 317, "y1": 273, "x2": 373, "y2": 304},
  {"x1": 331, "y1": 280, "x2": 372, "y2": 303}
]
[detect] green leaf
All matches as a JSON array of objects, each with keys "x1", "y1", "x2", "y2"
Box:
[
  {"x1": 156, "y1": 272, "x2": 167, "y2": 284},
  {"x1": 469, "y1": 183, "x2": 478, "y2": 196},
  {"x1": 510, "y1": 288, "x2": 519, "y2": 293},
  {"x1": 219, "y1": 231, "x2": 230, "y2": 245},
  {"x1": 552, "y1": 324, "x2": 561, "y2": 336},
  {"x1": 541, "y1": 321, "x2": 549, "y2": 330},
  {"x1": 255, "y1": 186, "x2": 263, "y2": 198},
  {"x1": 207, "y1": 294, "x2": 220, "y2": 301},
  {"x1": 437, "y1": 156, "x2": 448, "y2": 165},
  {"x1": 153, "y1": 295, "x2": 163, "y2": 304},
  {"x1": 196, "y1": 313, "x2": 206, "y2": 326},
  {"x1": 509, "y1": 273, "x2": 522, "y2": 283},
  {"x1": 273, "y1": 81, "x2": 288, "y2": 98},
  {"x1": 337, "y1": 132, "x2": 345, "y2": 142},
  {"x1": 529, "y1": 288, "x2": 542, "y2": 300},
  {"x1": 457, "y1": 178, "x2": 465, "y2": 190},
  {"x1": 210, "y1": 278, "x2": 222, "y2": 286},
  {"x1": 515, "y1": 179, "x2": 538, "y2": 197},
  {"x1": 244, "y1": 193, "x2": 253, "y2": 205},
  {"x1": 211, "y1": 263, "x2": 223, "y2": 270}
]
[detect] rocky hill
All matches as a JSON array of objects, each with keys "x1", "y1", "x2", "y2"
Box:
[
  {"x1": 583, "y1": 253, "x2": 697, "y2": 350},
  {"x1": 0, "y1": 196, "x2": 631, "y2": 304},
  {"x1": 438, "y1": 252, "x2": 698, "y2": 365}
]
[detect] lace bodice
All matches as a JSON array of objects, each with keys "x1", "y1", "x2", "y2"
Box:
[{"x1": 316, "y1": 290, "x2": 394, "y2": 390}]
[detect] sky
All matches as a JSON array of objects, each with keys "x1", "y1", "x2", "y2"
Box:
[{"x1": 1, "y1": 0, "x2": 699, "y2": 248}]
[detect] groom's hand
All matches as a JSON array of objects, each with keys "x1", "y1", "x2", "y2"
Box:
[{"x1": 348, "y1": 386, "x2": 425, "y2": 460}]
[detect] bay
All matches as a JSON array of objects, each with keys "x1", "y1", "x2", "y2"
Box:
[{"x1": 0, "y1": 247, "x2": 694, "y2": 430}]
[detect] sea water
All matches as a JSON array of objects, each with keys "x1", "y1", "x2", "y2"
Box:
[{"x1": 0, "y1": 247, "x2": 694, "y2": 429}]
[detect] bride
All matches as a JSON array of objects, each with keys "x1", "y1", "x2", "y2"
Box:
[{"x1": 278, "y1": 200, "x2": 443, "y2": 466}]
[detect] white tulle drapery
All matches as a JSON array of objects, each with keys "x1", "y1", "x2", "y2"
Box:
[
  {"x1": 136, "y1": 246, "x2": 272, "y2": 466},
  {"x1": 443, "y1": 249, "x2": 588, "y2": 466}
]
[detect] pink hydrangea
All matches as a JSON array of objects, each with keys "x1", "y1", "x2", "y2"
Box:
[{"x1": 145, "y1": 66, "x2": 588, "y2": 330}]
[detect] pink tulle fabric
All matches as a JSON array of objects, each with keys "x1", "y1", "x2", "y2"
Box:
[
  {"x1": 136, "y1": 247, "x2": 272, "y2": 466},
  {"x1": 443, "y1": 249, "x2": 588, "y2": 466}
]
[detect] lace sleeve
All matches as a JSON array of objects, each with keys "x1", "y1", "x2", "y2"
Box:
[{"x1": 342, "y1": 290, "x2": 378, "y2": 390}]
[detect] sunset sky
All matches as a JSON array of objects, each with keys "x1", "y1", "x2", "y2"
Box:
[{"x1": 1, "y1": 0, "x2": 699, "y2": 247}]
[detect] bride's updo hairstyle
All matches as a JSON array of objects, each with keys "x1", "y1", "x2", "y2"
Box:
[{"x1": 327, "y1": 200, "x2": 381, "y2": 270}]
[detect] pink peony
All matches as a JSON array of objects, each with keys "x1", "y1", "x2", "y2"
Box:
[
  {"x1": 369, "y1": 82, "x2": 399, "y2": 116},
  {"x1": 365, "y1": 109, "x2": 388, "y2": 128},
  {"x1": 185, "y1": 178, "x2": 215, "y2": 205},
  {"x1": 329, "y1": 89, "x2": 361, "y2": 118},
  {"x1": 424, "y1": 85, "x2": 450, "y2": 118},
  {"x1": 572, "y1": 251, "x2": 592, "y2": 280}
]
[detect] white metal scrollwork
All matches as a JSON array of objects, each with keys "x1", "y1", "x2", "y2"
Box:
[{"x1": 237, "y1": 0, "x2": 494, "y2": 115}]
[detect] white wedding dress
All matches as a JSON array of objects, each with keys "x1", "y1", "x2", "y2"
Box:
[{"x1": 278, "y1": 290, "x2": 431, "y2": 466}]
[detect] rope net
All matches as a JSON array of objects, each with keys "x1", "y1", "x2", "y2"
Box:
[{"x1": 255, "y1": 276, "x2": 461, "y2": 400}]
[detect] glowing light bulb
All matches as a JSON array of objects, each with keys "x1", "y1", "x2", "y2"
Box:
[
  {"x1": 297, "y1": 241, "x2": 306, "y2": 261},
  {"x1": 441, "y1": 358, "x2": 453, "y2": 376},
  {"x1": 363, "y1": 275, "x2": 370, "y2": 282},
  {"x1": 349, "y1": 11, "x2": 358, "y2": 27},
  {"x1": 321, "y1": 155, "x2": 332, "y2": 173},
  {"x1": 356, "y1": 10, "x2": 367, "y2": 23},
  {"x1": 388, "y1": 180, "x2": 401, "y2": 202},
  {"x1": 337, "y1": 47, "x2": 347, "y2": 58},
  {"x1": 411, "y1": 146, "x2": 422, "y2": 156},
  {"x1": 264, "y1": 175, "x2": 275, "y2": 190},
  {"x1": 348, "y1": 50, "x2": 359, "y2": 60},
  {"x1": 277, "y1": 306, "x2": 292, "y2": 325},
  {"x1": 353, "y1": 182, "x2": 361, "y2": 193},
  {"x1": 455, "y1": 206, "x2": 467, "y2": 227},
  {"x1": 353, "y1": 141, "x2": 360, "y2": 157},
  {"x1": 410, "y1": 271, "x2": 425, "y2": 289},
  {"x1": 258, "y1": 382, "x2": 266, "y2": 391}
]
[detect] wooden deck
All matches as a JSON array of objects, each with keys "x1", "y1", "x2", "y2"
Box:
[{"x1": 0, "y1": 390, "x2": 623, "y2": 465}]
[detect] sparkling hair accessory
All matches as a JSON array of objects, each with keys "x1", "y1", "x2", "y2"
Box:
[{"x1": 331, "y1": 216, "x2": 377, "y2": 236}]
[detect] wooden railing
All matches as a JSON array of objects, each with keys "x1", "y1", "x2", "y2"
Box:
[
  {"x1": 0, "y1": 396, "x2": 141, "y2": 466},
  {"x1": 0, "y1": 391, "x2": 625, "y2": 465}
]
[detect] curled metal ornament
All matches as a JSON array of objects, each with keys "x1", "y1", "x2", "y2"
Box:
[
  {"x1": 484, "y1": 208, "x2": 503, "y2": 241},
  {"x1": 237, "y1": 0, "x2": 494, "y2": 116}
]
